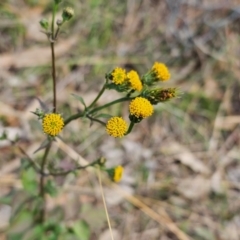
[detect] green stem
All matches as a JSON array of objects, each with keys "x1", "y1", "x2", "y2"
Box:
[
  {"x1": 54, "y1": 26, "x2": 61, "y2": 39},
  {"x1": 51, "y1": 2, "x2": 57, "y2": 113},
  {"x1": 86, "y1": 114, "x2": 106, "y2": 126},
  {"x1": 64, "y1": 111, "x2": 85, "y2": 126},
  {"x1": 89, "y1": 97, "x2": 132, "y2": 115},
  {"x1": 49, "y1": 160, "x2": 98, "y2": 176},
  {"x1": 64, "y1": 97, "x2": 132, "y2": 126},
  {"x1": 51, "y1": 42, "x2": 57, "y2": 113},
  {"x1": 39, "y1": 142, "x2": 52, "y2": 223},
  {"x1": 51, "y1": 3, "x2": 57, "y2": 38},
  {"x1": 126, "y1": 121, "x2": 135, "y2": 135},
  {"x1": 88, "y1": 82, "x2": 107, "y2": 109}
]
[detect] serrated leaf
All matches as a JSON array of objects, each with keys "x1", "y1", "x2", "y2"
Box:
[
  {"x1": 72, "y1": 220, "x2": 90, "y2": 240},
  {"x1": 72, "y1": 94, "x2": 86, "y2": 109}
]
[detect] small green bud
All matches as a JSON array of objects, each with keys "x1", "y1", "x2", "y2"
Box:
[
  {"x1": 56, "y1": 19, "x2": 63, "y2": 26},
  {"x1": 54, "y1": 0, "x2": 62, "y2": 4},
  {"x1": 142, "y1": 88, "x2": 177, "y2": 105},
  {"x1": 62, "y1": 7, "x2": 74, "y2": 21},
  {"x1": 39, "y1": 18, "x2": 49, "y2": 30},
  {"x1": 98, "y1": 157, "x2": 106, "y2": 167},
  {"x1": 31, "y1": 108, "x2": 45, "y2": 120}
]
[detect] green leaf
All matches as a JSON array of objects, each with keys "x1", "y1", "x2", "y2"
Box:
[
  {"x1": 80, "y1": 204, "x2": 106, "y2": 231},
  {"x1": 7, "y1": 210, "x2": 33, "y2": 235},
  {"x1": 72, "y1": 220, "x2": 90, "y2": 240},
  {"x1": 72, "y1": 94, "x2": 86, "y2": 109},
  {"x1": 21, "y1": 167, "x2": 38, "y2": 195},
  {"x1": 44, "y1": 179, "x2": 58, "y2": 197},
  {"x1": 33, "y1": 138, "x2": 51, "y2": 154},
  {"x1": 39, "y1": 19, "x2": 49, "y2": 31},
  {"x1": 22, "y1": 225, "x2": 44, "y2": 240},
  {"x1": 0, "y1": 130, "x2": 7, "y2": 140},
  {"x1": 0, "y1": 196, "x2": 12, "y2": 204},
  {"x1": 195, "y1": 227, "x2": 215, "y2": 240},
  {"x1": 36, "y1": 97, "x2": 50, "y2": 112}
]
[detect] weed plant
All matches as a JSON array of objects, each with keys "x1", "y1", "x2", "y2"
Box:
[{"x1": 2, "y1": 1, "x2": 178, "y2": 239}]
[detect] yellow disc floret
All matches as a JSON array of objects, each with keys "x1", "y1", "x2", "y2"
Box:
[
  {"x1": 106, "y1": 117, "x2": 128, "y2": 138},
  {"x1": 111, "y1": 67, "x2": 126, "y2": 85},
  {"x1": 42, "y1": 113, "x2": 64, "y2": 137},
  {"x1": 113, "y1": 165, "x2": 124, "y2": 182},
  {"x1": 152, "y1": 62, "x2": 170, "y2": 81},
  {"x1": 129, "y1": 97, "x2": 153, "y2": 119},
  {"x1": 127, "y1": 70, "x2": 143, "y2": 91}
]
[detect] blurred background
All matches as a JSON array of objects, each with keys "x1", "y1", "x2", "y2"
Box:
[{"x1": 0, "y1": 0, "x2": 240, "y2": 239}]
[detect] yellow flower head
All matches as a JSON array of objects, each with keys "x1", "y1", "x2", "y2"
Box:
[
  {"x1": 113, "y1": 165, "x2": 124, "y2": 182},
  {"x1": 129, "y1": 97, "x2": 153, "y2": 119},
  {"x1": 127, "y1": 70, "x2": 143, "y2": 91},
  {"x1": 106, "y1": 117, "x2": 128, "y2": 138},
  {"x1": 42, "y1": 113, "x2": 64, "y2": 137},
  {"x1": 152, "y1": 62, "x2": 170, "y2": 81},
  {"x1": 111, "y1": 67, "x2": 126, "y2": 85}
]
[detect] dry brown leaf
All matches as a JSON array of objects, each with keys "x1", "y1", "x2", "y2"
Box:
[
  {"x1": 215, "y1": 116, "x2": 240, "y2": 130},
  {"x1": 99, "y1": 229, "x2": 121, "y2": 240},
  {"x1": 0, "y1": 205, "x2": 11, "y2": 230},
  {"x1": 177, "y1": 176, "x2": 211, "y2": 200},
  {"x1": 211, "y1": 170, "x2": 224, "y2": 194},
  {"x1": 162, "y1": 142, "x2": 210, "y2": 174}
]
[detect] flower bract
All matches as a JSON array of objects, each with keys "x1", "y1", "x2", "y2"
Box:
[
  {"x1": 106, "y1": 117, "x2": 128, "y2": 138},
  {"x1": 42, "y1": 113, "x2": 64, "y2": 137},
  {"x1": 129, "y1": 97, "x2": 153, "y2": 119},
  {"x1": 143, "y1": 88, "x2": 177, "y2": 104}
]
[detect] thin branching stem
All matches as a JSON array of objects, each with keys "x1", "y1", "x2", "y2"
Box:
[
  {"x1": 51, "y1": 42, "x2": 57, "y2": 112},
  {"x1": 89, "y1": 97, "x2": 133, "y2": 115},
  {"x1": 51, "y1": 2, "x2": 57, "y2": 113},
  {"x1": 39, "y1": 142, "x2": 51, "y2": 223},
  {"x1": 88, "y1": 82, "x2": 107, "y2": 109},
  {"x1": 86, "y1": 114, "x2": 106, "y2": 126},
  {"x1": 126, "y1": 121, "x2": 135, "y2": 135},
  {"x1": 64, "y1": 97, "x2": 133, "y2": 126},
  {"x1": 64, "y1": 111, "x2": 85, "y2": 126},
  {"x1": 54, "y1": 26, "x2": 61, "y2": 39}
]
